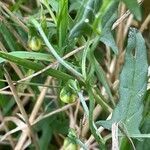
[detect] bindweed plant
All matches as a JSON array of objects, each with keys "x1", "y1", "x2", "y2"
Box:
[{"x1": 0, "y1": 0, "x2": 150, "y2": 149}]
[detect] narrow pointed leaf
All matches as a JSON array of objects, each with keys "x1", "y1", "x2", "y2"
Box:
[
  {"x1": 122, "y1": 0, "x2": 141, "y2": 21},
  {"x1": 100, "y1": 2, "x2": 118, "y2": 54},
  {"x1": 0, "y1": 51, "x2": 72, "y2": 81},
  {"x1": 0, "y1": 51, "x2": 54, "y2": 63},
  {"x1": 69, "y1": 0, "x2": 102, "y2": 38},
  {"x1": 0, "y1": 21, "x2": 19, "y2": 51},
  {"x1": 57, "y1": 0, "x2": 68, "y2": 49}
]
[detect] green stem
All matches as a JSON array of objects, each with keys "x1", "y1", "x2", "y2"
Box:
[
  {"x1": 81, "y1": 40, "x2": 91, "y2": 79},
  {"x1": 41, "y1": 1, "x2": 57, "y2": 25},
  {"x1": 31, "y1": 19, "x2": 84, "y2": 81},
  {"x1": 92, "y1": 0, "x2": 113, "y2": 33},
  {"x1": 104, "y1": 133, "x2": 150, "y2": 143},
  {"x1": 78, "y1": 91, "x2": 89, "y2": 117},
  {"x1": 93, "y1": 88, "x2": 113, "y2": 113},
  {"x1": 88, "y1": 37, "x2": 115, "y2": 107},
  {"x1": 87, "y1": 85, "x2": 106, "y2": 149}
]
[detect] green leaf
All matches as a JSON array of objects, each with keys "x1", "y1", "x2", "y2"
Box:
[
  {"x1": 122, "y1": 0, "x2": 141, "y2": 21},
  {"x1": 87, "y1": 85, "x2": 106, "y2": 149},
  {"x1": 31, "y1": 18, "x2": 83, "y2": 80},
  {"x1": 93, "y1": 57, "x2": 115, "y2": 106},
  {"x1": 0, "y1": 21, "x2": 19, "y2": 51},
  {"x1": 46, "y1": 0, "x2": 58, "y2": 13},
  {"x1": 69, "y1": 0, "x2": 118, "y2": 54},
  {"x1": 69, "y1": 0, "x2": 81, "y2": 12},
  {"x1": 41, "y1": 0, "x2": 57, "y2": 24},
  {"x1": 37, "y1": 118, "x2": 53, "y2": 150},
  {"x1": 69, "y1": 21, "x2": 92, "y2": 38},
  {"x1": 69, "y1": 0, "x2": 101, "y2": 38},
  {"x1": 0, "y1": 51, "x2": 73, "y2": 81},
  {"x1": 88, "y1": 37, "x2": 115, "y2": 106},
  {"x1": 57, "y1": 0, "x2": 68, "y2": 50},
  {"x1": 97, "y1": 28, "x2": 148, "y2": 135},
  {"x1": 135, "y1": 114, "x2": 150, "y2": 150},
  {"x1": 67, "y1": 128, "x2": 86, "y2": 150},
  {"x1": 0, "y1": 51, "x2": 54, "y2": 63},
  {"x1": 100, "y1": 2, "x2": 118, "y2": 54},
  {"x1": 10, "y1": 0, "x2": 25, "y2": 12}
]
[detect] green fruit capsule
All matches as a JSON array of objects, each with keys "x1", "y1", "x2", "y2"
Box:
[
  {"x1": 60, "y1": 80, "x2": 79, "y2": 104},
  {"x1": 60, "y1": 87, "x2": 77, "y2": 103},
  {"x1": 28, "y1": 36, "x2": 42, "y2": 51},
  {"x1": 62, "y1": 138, "x2": 77, "y2": 150}
]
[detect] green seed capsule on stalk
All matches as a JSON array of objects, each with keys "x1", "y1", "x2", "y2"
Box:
[
  {"x1": 28, "y1": 36, "x2": 42, "y2": 51},
  {"x1": 60, "y1": 80, "x2": 79, "y2": 103},
  {"x1": 62, "y1": 138, "x2": 77, "y2": 150},
  {"x1": 60, "y1": 87, "x2": 77, "y2": 103}
]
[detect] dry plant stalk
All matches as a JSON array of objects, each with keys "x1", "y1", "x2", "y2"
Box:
[{"x1": 4, "y1": 68, "x2": 39, "y2": 150}]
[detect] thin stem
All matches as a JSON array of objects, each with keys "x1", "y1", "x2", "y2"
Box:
[
  {"x1": 0, "y1": 79, "x2": 61, "y2": 88},
  {"x1": 33, "y1": 102, "x2": 76, "y2": 124},
  {"x1": 140, "y1": 13, "x2": 150, "y2": 32},
  {"x1": 89, "y1": 37, "x2": 115, "y2": 106},
  {"x1": 119, "y1": 125, "x2": 136, "y2": 150},
  {"x1": 81, "y1": 41, "x2": 91, "y2": 79},
  {"x1": 0, "y1": 90, "x2": 57, "y2": 98},
  {"x1": 31, "y1": 18, "x2": 83, "y2": 81},
  {"x1": 104, "y1": 133, "x2": 150, "y2": 142},
  {"x1": 4, "y1": 67, "x2": 39, "y2": 150},
  {"x1": 112, "y1": 0, "x2": 144, "y2": 30},
  {"x1": 87, "y1": 85, "x2": 106, "y2": 150},
  {"x1": 78, "y1": 91, "x2": 89, "y2": 117},
  {"x1": 41, "y1": 0, "x2": 57, "y2": 25},
  {"x1": 93, "y1": 88, "x2": 113, "y2": 113}
]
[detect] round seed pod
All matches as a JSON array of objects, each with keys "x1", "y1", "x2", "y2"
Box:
[{"x1": 28, "y1": 36, "x2": 42, "y2": 51}]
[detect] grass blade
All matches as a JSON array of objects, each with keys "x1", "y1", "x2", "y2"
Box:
[
  {"x1": 0, "y1": 51, "x2": 72, "y2": 81},
  {"x1": 0, "y1": 51, "x2": 54, "y2": 63}
]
